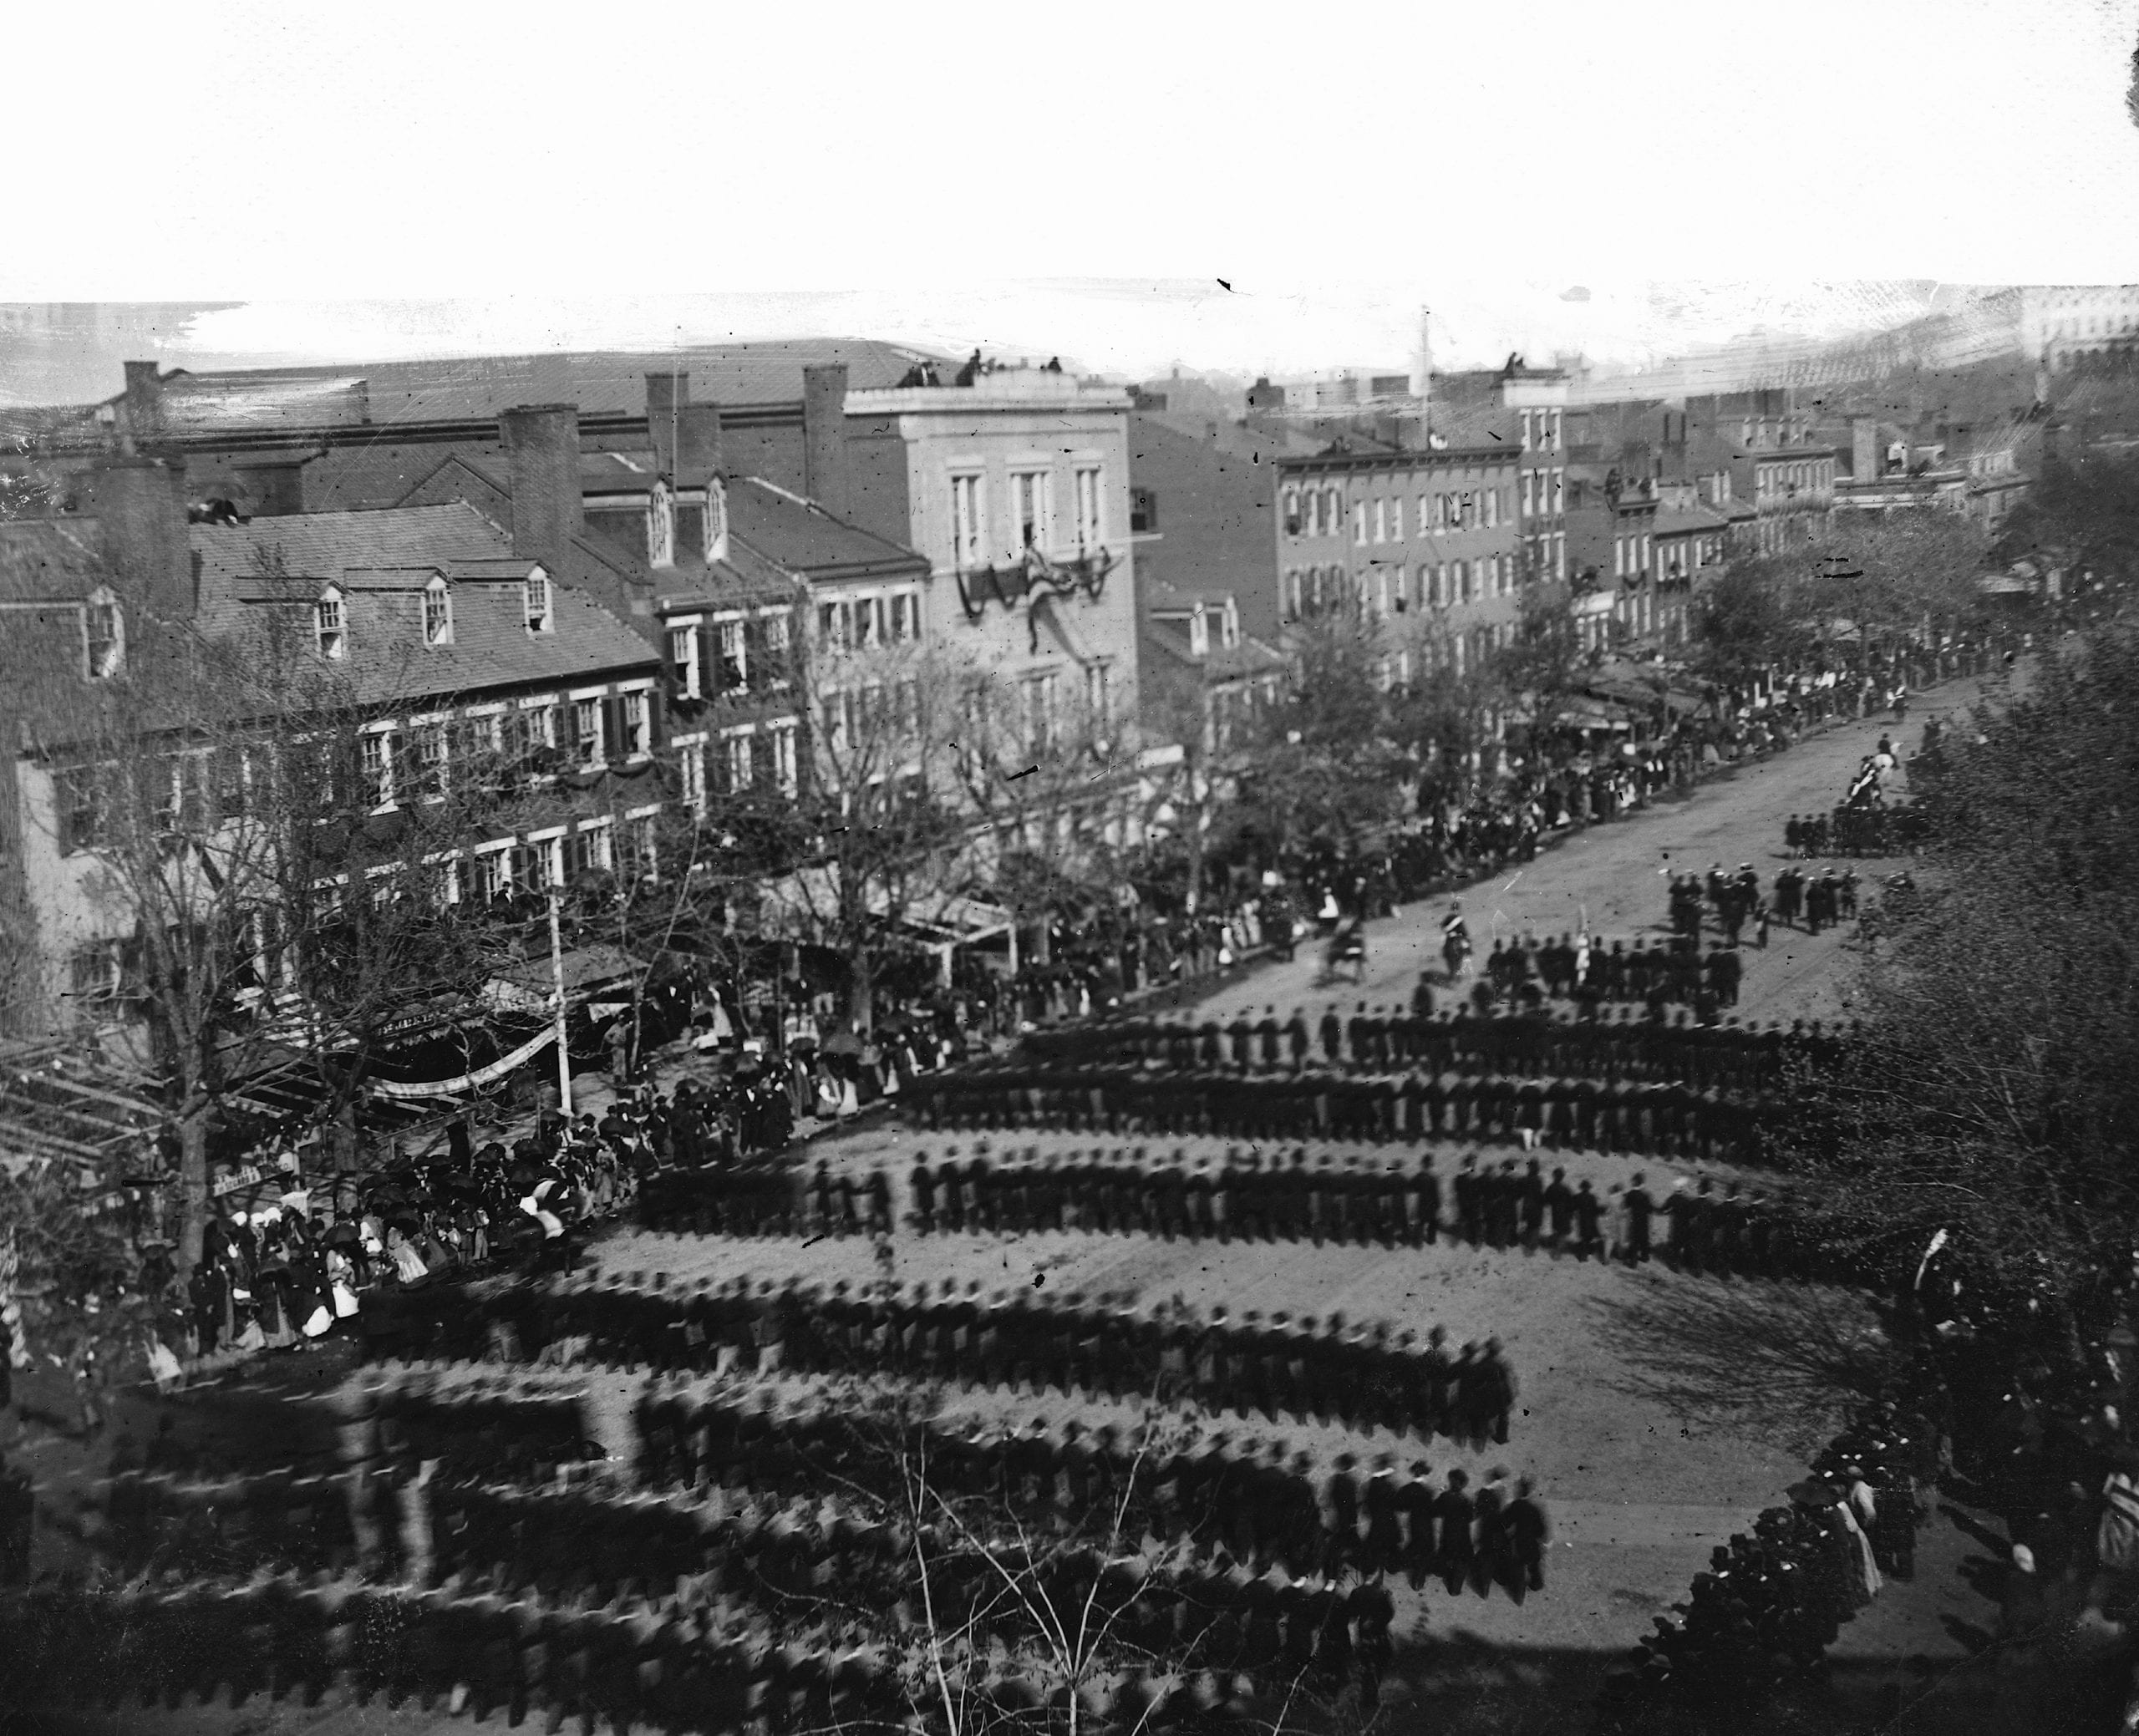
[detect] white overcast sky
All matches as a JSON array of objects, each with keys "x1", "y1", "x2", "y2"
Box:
[{"x1": 7, "y1": 0, "x2": 2139, "y2": 394}]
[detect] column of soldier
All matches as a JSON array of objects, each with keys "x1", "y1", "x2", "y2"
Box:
[
  {"x1": 1595, "y1": 1397, "x2": 1937, "y2": 1732},
  {"x1": 885, "y1": 1145, "x2": 1813, "y2": 1281},
  {"x1": 904, "y1": 997, "x2": 1844, "y2": 1164},
  {"x1": 11, "y1": 1331, "x2": 1552, "y2": 1730},
  {"x1": 508, "y1": 1266, "x2": 1523, "y2": 1451}
]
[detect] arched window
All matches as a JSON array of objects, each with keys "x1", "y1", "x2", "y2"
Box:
[
  {"x1": 316, "y1": 586, "x2": 347, "y2": 660},
  {"x1": 83, "y1": 586, "x2": 123, "y2": 679},
  {"x1": 423, "y1": 576, "x2": 454, "y2": 647}
]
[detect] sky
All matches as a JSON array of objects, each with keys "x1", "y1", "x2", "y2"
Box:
[{"x1": 4, "y1": 0, "x2": 2138, "y2": 404}]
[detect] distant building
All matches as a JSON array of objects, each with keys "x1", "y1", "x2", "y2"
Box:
[{"x1": 1275, "y1": 439, "x2": 1526, "y2": 683}]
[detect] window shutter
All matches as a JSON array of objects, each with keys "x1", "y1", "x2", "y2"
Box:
[
  {"x1": 698, "y1": 625, "x2": 720, "y2": 699},
  {"x1": 750, "y1": 733, "x2": 773, "y2": 788},
  {"x1": 603, "y1": 695, "x2": 628, "y2": 762},
  {"x1": 743, "y1": 618, "x2": 768, "y2": 692}
]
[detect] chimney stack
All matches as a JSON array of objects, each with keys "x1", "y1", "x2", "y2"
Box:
[
  {"x1": 802, "y1": 363, "x2": 851, "y2": 518},
  {"x1": 500, "y1": 404, "x2": 586, "y2": 575},
  {"x1": 120, "y1": 361, "x2": 165, "y2": 453},
  {"x1": 676, "y1": 404, "x2": 724, "y2": 484},
  {"x1": 647, "y1": 372, "x2": 688, "y2": 478},
  {"x1": 1850, "y1": 416, "x2": 1878, "y2": 483},
  {"x1": 92, "y1": 457, "x2": 194, "y2": 622}
]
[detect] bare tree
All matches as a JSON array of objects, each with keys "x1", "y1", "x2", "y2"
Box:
[
  {"x1": 949, "y1": 661, "x2": 1130, "y2": 962},
  {"x1": 1, "y1": 562, "x2": 535, "y2": 1275},
  {"x1": 745, "y1": 635, "x2": 974, "y2": 1038}
]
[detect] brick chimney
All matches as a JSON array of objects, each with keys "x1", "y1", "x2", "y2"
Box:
[
  {"x1": 500, "y1": 404, "x2": 586, "y2": 573},
  {"x1": 676, "y1": 404, "x2": 724, "y2": 482},
  {"x1": 802, "y1": 363, "x2": 851, "y2": 517},
  {"x1": 1850, "y1": 416, "x2": 1878, "y2": 482},
  {"x1": 647, "y1": 371, "x2": 688, "y2": 478},
  {"x1": 93, "y1": 456, "x2": 194, "y2": 622},
  {"x1": 119, "y1": 361, "x2": 165, "y2": 454}
]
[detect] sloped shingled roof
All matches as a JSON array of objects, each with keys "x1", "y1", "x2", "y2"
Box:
[
  {"x1": 191, "y1": 502, "x2": 657, "y2": 706},
  {"x1": 0, "y1": 515, "x2": 104, "y2": 602}
]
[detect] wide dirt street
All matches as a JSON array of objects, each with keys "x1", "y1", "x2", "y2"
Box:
[{"x1": 572, "y1": 671, "x2": 2018, "y2": 1728}]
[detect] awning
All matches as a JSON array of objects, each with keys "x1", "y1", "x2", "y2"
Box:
[
  {"x1": 1557, "y1": 698, "x2": 1636, "y2": 730},
  {"x1": 880, "y1": 891, "x2": 1016, "y2": 946},
  {"x1": 483, "y1": 942, "x2": 640, "y2": 1013}
]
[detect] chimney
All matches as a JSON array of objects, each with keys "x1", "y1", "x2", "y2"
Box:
[
  {"x1": 93, "y1": 456, "x2": 193, "y2": 621},
  {"x1": 802, "y1": 363, "x2": 851, "y2": 518},
  {"x1": 675, "y1": 403, "x2": 724, "y2": 483},
  {"x1": 120, "y1": 361, "x2": 165, "y2": 453},
  {"x1": 1850, "y1": 416, "x2": 1878, "y2": 483},
  {"x1": 499, "y1": 404, "x2": 586, "y2": 574},
  {"x1": 646, "y1": 371, "x2": 688, "y2": 477}
]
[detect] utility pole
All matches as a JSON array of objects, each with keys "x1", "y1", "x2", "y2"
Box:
[{"x1": 547, "y1": 886, "x2": 573, "y2": 1118}]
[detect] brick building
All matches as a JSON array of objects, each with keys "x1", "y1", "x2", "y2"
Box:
[{"x1": 1276, "y1": 439, "x2": 1526, "y2": 683}]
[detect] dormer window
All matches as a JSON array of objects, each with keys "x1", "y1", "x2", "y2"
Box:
[
  {"x1": 704, "y1": 477, "x2": 730, "y2": 565},
  {"x1": 648, "y1": 479, "x2": 677, "y2": 570},
  {"x1": 1188, "y1": 607, "x2": 1210, "y2": 659},
  {"x1": 1222, "y1": 599, "x2": 1240, "y2": 649},
  {"x1": 84, "y1": 587, "x2": 123, "y2": 679},
  {"x1": 525, "y1": 567, "x2": 552, "y2": 632},
  {"x1": 316, "y1": 587, "x2": 347, "y2": 660},
  {"x1": 423, "y1": 577, "x2": 454, "y2": 647}
]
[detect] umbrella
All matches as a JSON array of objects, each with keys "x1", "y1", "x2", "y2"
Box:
[
  {"x1": 324, "y1": 1223, "x2": 361, "y2": 1247},
  {"x1": 1786, "y1": 1478, "x2": 1838, "y2": 1507}
]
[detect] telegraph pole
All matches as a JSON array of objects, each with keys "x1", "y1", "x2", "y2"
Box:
[{"x1": 547, "y1": 886, "x2": 573, "y2": 1118}]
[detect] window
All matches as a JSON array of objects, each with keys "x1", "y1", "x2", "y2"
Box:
[
  {"x1": 621, "y1": 690, "x2": 650, "y2": 759},
  {"x1": 1550, "y1": 469, "x2": 1564, "y2": 514},
  {"x1": 952, "y1": 473, "x2": 985, "y2": 568},
  {"x1": 716, "y1": 619, "x2": 747, "y2": 689},
  {"x1": 1283, "y1": 570, "x2": 1303, "y2": 622},
  {"x1": 506, "y1": 701, "x2": 555, "y2": 769},
  {"x1": 761, "y1": 612, "x2": 791, "y2": 685},
  {"x1": 624, "y1": 813, "x2": 658, "y2": 880},
  {"x1": 1324, "y1": 487, "x2": 1341, "y2": 531},
  {"x1": 890, "y1": 591, "x2": 917, "y2": 642},
  {"x1": 1085, "y1": 662, "x2": 1110, "y2": 727},
  {"x1": 768, "y1": 721, "x2": 800, "y2": 796},
  {"x1": 572, "y1": 698, "x2": 602, "y2": 765},
  {"x1": 1283, "y1": 486, "x2": 1301, "y2": 537},
  {"x1": 567, "y1": 820, "x2": 612, "y2": 881},
  {"x1": 84, "y1": 592, "x2": 122, "y2": 679},
  {"x1": 212, "y1": 744, "x2": 249, "y2": 823},
  {"x1": 69, "y1": 940, "x2": 122, "y2": 1006},
  {"x1": 1484, "y1": 487, "x2": 1499, "y2": 529},
  {"x1": 525, "y1": 569, "x2": 552, "y2": 632},
  {"x1": 1024, "y1": 671, "x2": 1058, "y2": 754},
  {"x1": 1013, "y1": 470, "x2": 1052, "y2": 549},
  {"x1": 1353, "y1": 500, "x2": 1368, "y2": 545},
  {"x1": 423, "y1": 578, "x2": 453, "y2": 647},
  {"x1": 316, "y1": 589, "x2": 346, "y2": 660},
  {"x1": 412, "y1": 723, "x2": 448, "y2": 798},
  {"x1": 1130, "y1": 487, "x2": 1159, "y2": 535},
  {"x1": 1372, "y1": 498, "x2": 1387, "y2": 544},
  {"x1": 360, "y1": 729, "x2": 394, "y2": 807},
  {"x1": 56, "y1": 764, "x2": 108, "y2": 854},
  {"x1": 1072, "y1": 466, "x2": 1102, "y2": 549},
  {"x1": 678, "y1": 740, "x2": 707, "y2": 813},
  {"x1": 668, "y1": 623, "x2": 701, "y2": 699},
  {"x1": 724, "y1": 728, "x2": 754, "y2": 791},
  {"x1": 1520, "y1": 410, "x2": 1533, "y2": 452}
]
